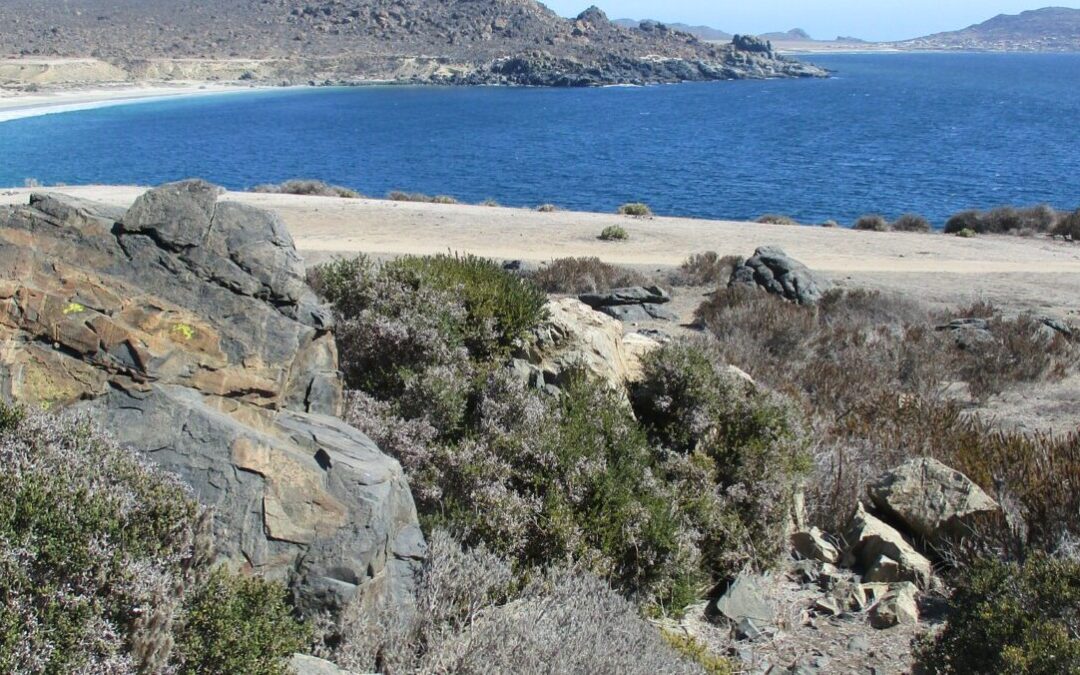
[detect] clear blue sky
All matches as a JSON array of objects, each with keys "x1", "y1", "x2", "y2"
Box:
[{"x1": 541, "y1": 1, "x2": 1080, "y2": 41}]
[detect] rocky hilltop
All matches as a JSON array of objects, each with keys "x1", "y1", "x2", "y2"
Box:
[
  {"x1": 900, "y1": 7, "x2": 1080, "y2": 52},
  {"x1": 0, "y1": 1, "x2": 826, "y2": 86},
  {"x1": 0, "y1": 181, "x2": 424, "y2": 618}
]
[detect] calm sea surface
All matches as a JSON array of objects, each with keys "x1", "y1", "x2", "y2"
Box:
[{"x1": 3, "y1": 53, "x2": 1079, "y2": 225}]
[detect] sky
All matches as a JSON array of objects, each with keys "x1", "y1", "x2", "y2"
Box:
[{"x1": 541, "y1": 1, "x2": 1080, "y2": 42}]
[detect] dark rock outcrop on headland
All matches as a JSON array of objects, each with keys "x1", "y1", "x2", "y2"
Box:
[
  {"x1": 730, "y1": 246, "x2": 828, "y2": 305},
  {"x1": 0, "y1": 181, "x2": 424, "y2": 618},
  {"x1": 0, "y1": 0, "x2": 827, "y2": 86}
]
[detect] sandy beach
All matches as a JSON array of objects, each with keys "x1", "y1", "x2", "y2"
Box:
[
  {"x1": 0, "y1": 83, "x2": 274, "y2": 123},
  {"x1": 2, "y1": 185, "x2": 1077, "y2": 320}
]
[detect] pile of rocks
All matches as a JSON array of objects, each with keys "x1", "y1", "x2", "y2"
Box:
[
  {"x1": 729, "y1": 246, "x2": 828, "y2": 305},
  {"x1": 578, "y1": 285, "x2": 679, "y2": 323},
  {"x1": 687, "y1": 457, "x2": 1004, "y2": 673}
]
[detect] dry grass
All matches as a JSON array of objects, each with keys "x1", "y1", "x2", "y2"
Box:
[
  {"x1": 528, "y1": 257, "x2": 648, "y2": 294},
  {"x1": 693, "y1": 287, "x2": 1079, "y2": 541},
  {"x1": 667, "y1": 251, "x2": 743, "y2": 287},
  {"x1": 250, "y1": 179, "x2": 361, "y2": 198}
]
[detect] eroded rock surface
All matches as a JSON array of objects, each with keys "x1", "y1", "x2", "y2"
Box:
[
  {"x1": 729, "y1": 246, "x2": 828, "y2": 305},
  {"x1": 0, "y1": 181, "x2": 423, "y2": 617}
]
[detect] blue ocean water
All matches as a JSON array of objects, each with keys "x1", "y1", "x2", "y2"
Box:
[{"x1": 2, "y1": 53, "x2": 1079, "y2": 225}]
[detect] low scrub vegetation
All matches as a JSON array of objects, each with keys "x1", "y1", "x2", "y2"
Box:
[
  {"x1": 250, "y1": 179, "x2": 361, "y2": 198},
  {"x1": 599, "y1": 224, "x2": 629, "y2": 241},
  {"x1": 1053, "y1": 208, "x2": 1080, "y2": 240},
  {"x1": 693, "y1": 287, "x2": 1077, "y2": 536},
  {"x1": 916, "y1": 553, "x2": 1080, "y2": 674},
  {"x1": 619, "y1": 202, "x2": 653, "y2": 217},
  {"x1": 891, "y1": 213, "x2": 932, "y2": 232},
  {"x1": 853, "y1": 214, "x2": 888, "y2": 231},
  {"x1": 327, "y1": 530, "x2": 712, "y2": 674},
  {"x1": 756, "y1": 214, "x2": 800, "y2": 225},
  {"x1": 668, "y1": 251, "x2": 742, "y2": 287},
  {"x1": 944, "y1": 205, "x2": 1060, "y2": 235},
  {"x1": 535, "y1": 203, "x2": 559, "y2": 212},
  {"x1": 387, "y1": 190, "x2": 459, "y2": 204},
  {"x1": 313, "y1": 255, "x2": 809, "y2": 614},
  {"x1": 0, "y1": 405, "x2": 306, "y2": 673},
  {"x1": 528, "y1": 256, "x2": 647, "y2": 294}
]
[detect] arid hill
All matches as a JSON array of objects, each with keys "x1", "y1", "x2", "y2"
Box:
[
  {"x1": 0, "y1": 1, "x2": 826, "y2": 85},
  {"x1": 900, "y1": 7, "x2": 1080, "y2": 52}
]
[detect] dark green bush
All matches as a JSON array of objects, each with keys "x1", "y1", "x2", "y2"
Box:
[
  {"x1": 916, "y1": 554, "x2": 1080, "y2": 674},
  {"x1": 945, "y1": 205, "x2": 1060, "y2": 234},
  {"x1": 385, "y1": 254, "x2": 548, "y2": 357},
  {"x1": 633, "y1": 341, "x2": 810, "y2": 579},
  {"x1": 944, "y1": 210, "x2": 982, "y2": 234},
  {"x1": 176, "y1": 569, "x2": 309, "y2": 675}
]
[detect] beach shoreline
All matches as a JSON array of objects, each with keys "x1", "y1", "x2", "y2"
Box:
[
  {"x1": 1, "y1": 185, "x2": 1076, "y2": 320},
  {"x1": 0, "y1": 82, "x2": 281, "y2": 123}
]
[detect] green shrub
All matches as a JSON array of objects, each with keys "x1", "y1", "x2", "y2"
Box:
[
  {"x1": 536, "y1": 203, "x2": 559, "y2": 212},
  {"x1": 853, "y1": 214, "x2": 888, "y2": 231},
  {"x1": 432, "y1": 195, "x2": 459, "y2": 204},
  {"x1": 480, "y1": 198, "x2": 501, "y2": 207},
  {"x1": 955, "y1": 227, "x2": 976, "y2": 238},
  {"x1": 619, "y1": 202, "x2": 653, "y2": 217},
  {"x1": 0, "y1": 410, "x2": 304, "y2": 674},
  {"x1": 599, "y1": 225, "x2": 629, "y2": 241},
  {"x1": 756, "y1": 214, "x2": 799, "y2": 225},
  {"x1": 176, "y1": 569, "x2": 309, "y2": 675},
  {"x1": 891, "y1": 213, "x2": 932, "y2": 232},
  {"x1": 916, "y1": 554, "x2": 1080, "y2": 674},
  {"x1": 386, "y1": 254, "x2": 548, "y2": 356},
  {"x1": 632, "y1": 341, "x2": 810, "y2": 579},
  {"x1": 529, "y1": 256, "x2": 647, "y2": 294},
  {"x1": 945, "y1": 210, "x2": 982, "y2": 234}
]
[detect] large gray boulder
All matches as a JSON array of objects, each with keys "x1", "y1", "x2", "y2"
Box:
[
  {"x1": 729, "y1": 246, "x2": 827, "y2": 305},
  {"x1": 0, "y1": 181, "x2": 424, "y2": 618},
  {"x1": 868, "y1": 457, "x2": 1002, "y2": 548}
]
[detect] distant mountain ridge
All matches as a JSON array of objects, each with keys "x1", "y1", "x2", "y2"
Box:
[
  {"x1": 901, "y1": 6, "x2": 1080, "y2": 51},
  {"x1": 0, "y1": 1, "x2": 827, "y2": 86}
]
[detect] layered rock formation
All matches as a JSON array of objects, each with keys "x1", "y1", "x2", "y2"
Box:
[
  {"x1": 0, "y1": 181, "x2": 424, "y2": 617},
  {"x1": 0, "y1": 1, "x2": 827, "y2": 86}
]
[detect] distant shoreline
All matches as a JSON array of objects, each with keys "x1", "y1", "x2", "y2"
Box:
[{"x1": 0, "y1": 83, "x2": 281, "y2": 123}]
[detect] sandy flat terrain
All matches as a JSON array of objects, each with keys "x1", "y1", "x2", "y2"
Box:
[
  {"x1": 0, "y1": 83, "x2": 272, "y2": 123},
  {"x1": 2, "y1": 185, "x2": 1077, "y2": 319}
]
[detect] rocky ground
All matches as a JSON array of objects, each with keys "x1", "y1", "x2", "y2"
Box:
[{"x1": 0, "y1": 1, "x2": 826, "y2": 88}]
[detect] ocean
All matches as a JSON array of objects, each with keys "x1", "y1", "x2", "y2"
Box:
[{"x1": 3, "y1": 53, "x2": 1079, "y2": 225}]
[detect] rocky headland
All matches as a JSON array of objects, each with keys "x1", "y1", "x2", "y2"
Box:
[{"x1": 0, "y1": 1, "x2": 826, "y2": 90}]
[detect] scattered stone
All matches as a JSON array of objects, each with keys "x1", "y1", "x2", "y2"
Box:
[
  {"x1": 813, "y1": 596, "x2": 842, "y2": 616},
  {"x1": 290, "y1": 654, "x2": 356, "y2": 675},
  {"x1": 847, "y1": 635, "x2": 871, "y2": 652},
  {"x1": 845, "y1": 503, "x2": 933, "y2": 587},
  {"x1": 729, "y1": 246, "x2": 828, "y2": 305},
  {"x1": 579, "y1": 285, "x2": 671, "y2": 307},
  {"x1": 737, "y1": 617, "x2": 766, "y2": 641},
  {"x1": 868, "y1": 457, "x2": 1002, "y2": 548},
  {"x1": 597, "y1": 303, "x2": 680, "y2": 323},
  {"x1": 714, "y1": 574, "x2": 775, "y2": 626},
  {"x1": 863, "y1": 555, "x2": 901, "y2": 583},
  {"x1": 868, "y1": 583, "x2": 919, "y2": 629},
  {"x1": 792, "y1": 527, "x2": 840, "y2": 564}
]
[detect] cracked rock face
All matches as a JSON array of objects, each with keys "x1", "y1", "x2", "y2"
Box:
[{"x1": 0, "y1": 180, "x2": 423, "y2": 618}]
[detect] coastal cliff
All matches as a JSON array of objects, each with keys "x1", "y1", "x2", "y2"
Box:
[{"x1": 0, "y1": 1, "x2": 826, "y2": 87}]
